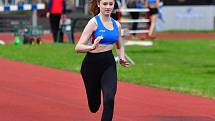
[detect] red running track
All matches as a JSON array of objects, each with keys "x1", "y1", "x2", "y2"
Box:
[{"x1": 0, "y1": 58, "x2": 215, "y2": 121}]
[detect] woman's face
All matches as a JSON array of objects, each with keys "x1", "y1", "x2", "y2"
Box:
[{"x1": 98, "y1": 0, "x2": 115, "y2": 16}]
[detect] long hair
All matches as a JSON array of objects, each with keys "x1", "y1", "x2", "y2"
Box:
[{"x1": 89, "y1": 0, "x2": 101, "y2": 15}]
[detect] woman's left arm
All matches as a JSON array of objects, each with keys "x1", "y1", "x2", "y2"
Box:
[{"x1": 115, "y1": 21, "x2": 129, "y2": 67}]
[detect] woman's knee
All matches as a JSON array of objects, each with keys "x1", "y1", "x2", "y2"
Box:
[
  {"x1": 87, "y1": 93, "x2": 101, "y2": 113},
  {"x1": 89, "y1": 101, "x2": 101, "y2": 113},
  {"x1": 104, "y1": 95, "x2": 115, "y2": 107}
]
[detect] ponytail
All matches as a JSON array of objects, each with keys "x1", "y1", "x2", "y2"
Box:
[{"x1": 89, "y1": 0, "x2": 101, "y2": 15}]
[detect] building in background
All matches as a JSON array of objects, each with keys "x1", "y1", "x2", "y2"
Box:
[
  {"x1": 2, "y1": 0, "x2": 215, "y2": 31},
  {"x1": 155, "y1": 0, "x2": 215, "y2": 31},
  {"x1": 164, "y1": 0, "x2": 215, "y2": 5}
]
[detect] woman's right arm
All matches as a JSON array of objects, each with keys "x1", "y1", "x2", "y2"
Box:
[{"x1": 75, "y1": 19, "x2": 102, "y2": 53}]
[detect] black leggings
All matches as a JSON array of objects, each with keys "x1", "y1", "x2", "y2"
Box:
[
  {"x1": 81, "y1": 50, "x2": 117, "y2": 121},
  {"x1": 49, "y1": 14, "x2": 63, "y2": 43}
]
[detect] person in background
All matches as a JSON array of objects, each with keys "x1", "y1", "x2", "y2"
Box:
[
  {"x1": 156, "y1": 0, "x2": 165, "y2": 31},
  {"x1": 144, "y1": 0, "x2": 160, "y2": 38},
  {"x1": 75, "y1": 0, "x2": 129, "y2": 120},
  {"x1": 158, "y1": 0, "x2": 164, "y2": 23},
  {"x1": 111, "y1": 0, "x2": 122, "y2": 21},
  {"x1": 127, "y1": 0, "x2": 140, "y2": 38},
  {"x1": 46, "y1": 0, "x2": 66, "y2": 43}
]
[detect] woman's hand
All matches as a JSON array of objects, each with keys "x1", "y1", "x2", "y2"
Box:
[
  {"x1": 90, "y1": 35, "x2": 103, "y2": 50},
  {"x1": 119, "y1": 59, "x2": 129, "y2": 67}
]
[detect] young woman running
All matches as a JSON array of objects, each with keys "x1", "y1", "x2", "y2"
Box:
[{"x1": 75, "y1": 0, "x2": 128, "y2": 120}]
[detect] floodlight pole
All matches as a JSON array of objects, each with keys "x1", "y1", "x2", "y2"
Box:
[{"x1": 32, "y1": 9, "x2": 37, "y2": 27}]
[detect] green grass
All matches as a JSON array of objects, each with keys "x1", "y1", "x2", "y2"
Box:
[{"x1": 1, "y1": 39, "x2": 215, "y2": 99}]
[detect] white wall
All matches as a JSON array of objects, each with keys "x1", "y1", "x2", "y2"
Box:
[{"x1": 157, "y1": 6, "x2": 215, "y2": 31}]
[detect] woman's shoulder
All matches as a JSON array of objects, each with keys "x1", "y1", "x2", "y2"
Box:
[
  {"x1": 88, "y1": 17, "x2": 98, "y2": 26},
  {"x1": 84, "y1": 17, "x2": 98, "y2": 31}
]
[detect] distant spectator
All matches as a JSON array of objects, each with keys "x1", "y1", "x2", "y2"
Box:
[
  {"x1": 60, "y1": 17, "x2": 74, "y2": 43},
  {"x1": 156, "y1": 0, "x2": 165, "y2": 31},
  {"x1": 144, "y1": 0, "x2": 160, "y2": 38},
  {"x1": 158, "y1": 0, "x2": 164, "y2": 23},
  {"x1": 46, "y1": 0, "x2": 66, "y2": 43},
  {"x1": 127, "y1": 0, "x2": 141, "y2": 37}
]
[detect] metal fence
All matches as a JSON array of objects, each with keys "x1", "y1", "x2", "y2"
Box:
[
  {"x1": 0, "y1": 0, "x2": 33, "y2": 5},
  {"x1": 0, "y1": 13, "x2": 31, "y2": 32}
]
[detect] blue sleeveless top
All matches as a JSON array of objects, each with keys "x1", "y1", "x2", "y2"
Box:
[
  {"x1": 92, "y1": 15, "x2": 119, "y2": 45},
  {"x1": 148, "y1": 0, "x2": 156, "y2": 4}
]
